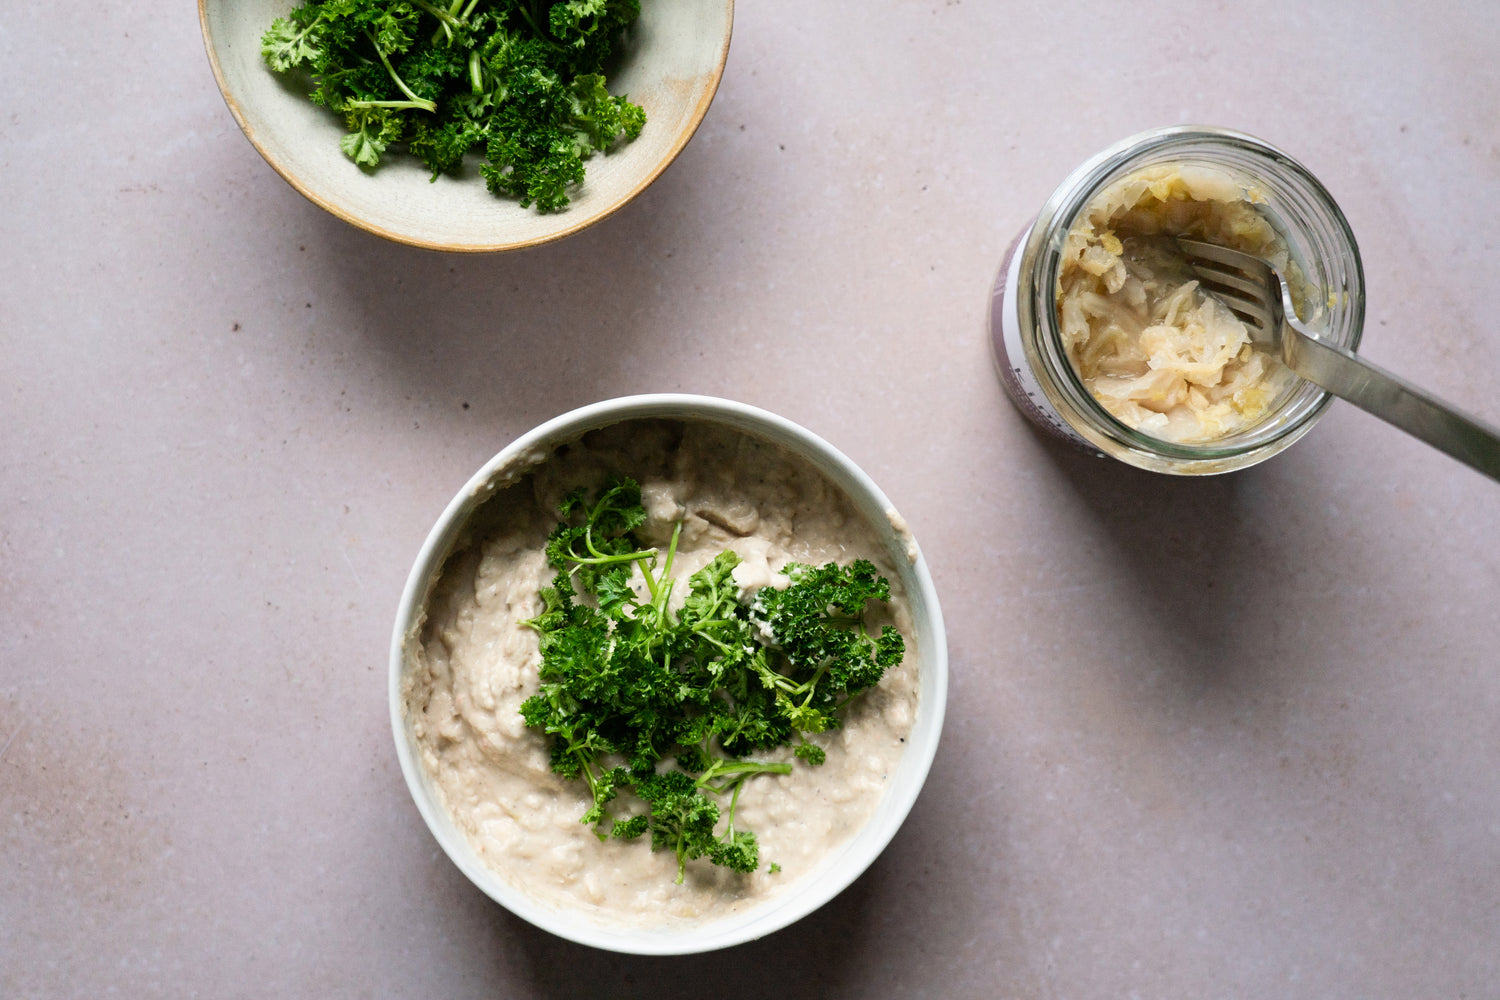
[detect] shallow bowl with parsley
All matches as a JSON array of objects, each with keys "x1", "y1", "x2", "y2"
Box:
[
  {"x1": 200, "y1": 0, "x2": 732, "y2": 250},
  {"x1": 389, "y1": 395, "x2": 948, "y2": 954}
]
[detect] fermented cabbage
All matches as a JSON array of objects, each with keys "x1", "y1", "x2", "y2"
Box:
[{"x1": 1056, "y1": 164, "x2": 1296, "y2": 443}]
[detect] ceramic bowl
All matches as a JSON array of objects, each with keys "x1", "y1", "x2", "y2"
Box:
[
  {"x1": 199, "y1": 1, "x2": 733, "y2": 251},
  {"x1": 389, "y1": 394, "x2": 948, "y2": 954}
]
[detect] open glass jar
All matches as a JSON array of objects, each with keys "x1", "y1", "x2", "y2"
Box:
[{"x1": 990, "y1": 125, "x2": 1365, "y2": 474}]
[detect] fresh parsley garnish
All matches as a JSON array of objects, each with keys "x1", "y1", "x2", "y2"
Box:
[
  {"x1": 261, "y1": 0, "x2": 646, "y2": 212},
  {"x1": 518, "y1": 477, "x2": 906, "y2": 882}
]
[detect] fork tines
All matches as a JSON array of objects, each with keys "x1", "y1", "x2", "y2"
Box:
[{"x1": 1174, "y1": 238, "x2": 1278, "y2": 339}]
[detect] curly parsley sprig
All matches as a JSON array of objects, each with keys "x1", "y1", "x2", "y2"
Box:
[{"x1": 517, "y1": 477, "x2": 906, "y2": 883}]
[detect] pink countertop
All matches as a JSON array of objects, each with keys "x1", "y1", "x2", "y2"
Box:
[{"x1": 4, "y1": 2, "x2": 1499, "y2": 996}]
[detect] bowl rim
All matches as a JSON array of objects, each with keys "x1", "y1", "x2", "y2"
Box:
[
  {"x1": 197, "y1": 0, "x2": 735, "y2": 252},
  {"x1": 388, "y1": 393, "x2": 949, "y2": 954}
]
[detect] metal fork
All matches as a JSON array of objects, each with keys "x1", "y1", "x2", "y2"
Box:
[{"x1": 1177, "y1": 238, "x2": 1500, "y2": 482}]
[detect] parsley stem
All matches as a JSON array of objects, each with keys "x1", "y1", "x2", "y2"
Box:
[
  {"x1": 697, "y1": 632, "x2": 733, "y2": 654},
  {"x1": 633, "y1": 552, "x2": 660, "y2": 603},
  {"x1": 365, "y1": 31, "x2": 438, "y2": 112},
  {"x1": 345, "y1": 99, "x2": 435, "y2": 110},
  {"x1": 725, "y1": 780, "x2": 745, "y2": 834},
  {"x1": 696, "y1": 758, "x2": 793, "y2": 795},
  {"x1": 413, "y1": 0, "x2": 459, "y2": 29},
  {"x1": 798, "y1": 662, "x2": 832, "y2": 709},
  {"x1": 428, "y1": 0, "x2": 463, "y2": 46},
  {"x1": 753, "y1": 659, "x2": 802, "y2": 696},
  {"x1": 655, "y1": 520, "x2": 683, "y2": 614},
  {"x1": 579, "y1": 514, "x2": 656, "y2": 565},
  {"x1": 719, "y1": 712, "x2": 749, "y2": 747},
  {"x1": 568, "y1": 545, "x2": 655, "y2": 566}
]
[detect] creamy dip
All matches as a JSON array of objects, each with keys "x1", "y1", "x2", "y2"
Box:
[
  {"x1": 403, "y1": 419, "x2": 919, "y2": 928},
  {"x1": 1057, "y1": 163, "x2": 1298, "y2": 443}
]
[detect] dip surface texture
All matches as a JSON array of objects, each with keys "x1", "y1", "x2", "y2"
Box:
[
  {"x1": 1057, "y1": 164, "x2": 1297, "y2": 443},
  {"x1": 403, "y1": 420, "x2": 919, "y2": 928}
]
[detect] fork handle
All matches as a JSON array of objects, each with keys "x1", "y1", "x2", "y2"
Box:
[{"x1": 1284, "y1": 326, "x2": 1500, "y2": 482}]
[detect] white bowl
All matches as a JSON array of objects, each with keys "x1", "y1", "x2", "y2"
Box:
[
  {"x1": 389, "y1": 395, "x2": 948, "y2": 954},
  {"x1": 199, "y1": 0, "x2": 733, "y2": 251}
]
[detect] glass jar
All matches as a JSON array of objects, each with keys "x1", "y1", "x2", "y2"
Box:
[{"x1": 989, "y1": 125, "x2": 1365, "y2": 474}]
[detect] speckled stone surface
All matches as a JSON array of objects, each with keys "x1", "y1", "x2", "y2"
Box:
[{"x1": 3, "y1": 2, "x2": 1498, "y2": 997}]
